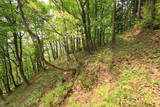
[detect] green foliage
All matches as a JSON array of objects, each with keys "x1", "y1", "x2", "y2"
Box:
[
  {"x1": 78, "y1": 63, "x2": 99, "y2": 92},
  {"x1": 156, "y1": 60, "x2": 160, "y2": 68},
  {"x1": 0, "y1": 0, "x2": 159, "y2": 107},
  {"x1": 41, "y1": 82, "x2": 72, "y2": 107},
  {"x1": 139, "y1": 1, "x2": 160, "y2": 28},
  {"x1": 69, "y1": 103, "x2": 83, "y2": 107},
  {"x1": 7, "y1": 71, "x2": 62, "y2": 107},
  {"x1": 95, "y1": 69, "x2": 155, "y2": 107},
  {"x1": 157, "y1": 2, "x2": 160, "y2": 19}
]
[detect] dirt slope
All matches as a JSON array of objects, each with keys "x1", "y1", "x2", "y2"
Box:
[{"x1": 63, "y1": 29, "x2": 160, "y2": 107}]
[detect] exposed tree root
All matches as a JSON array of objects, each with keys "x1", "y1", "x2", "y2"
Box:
[
  {"x1": 56, "y1": 68, "x2": 81, "y2": 107},
  {"x1": 55, "y1": 55, "x2": 83, "y2": 107}
]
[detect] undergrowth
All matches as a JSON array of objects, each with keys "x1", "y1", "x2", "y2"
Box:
[
  {"x1": 65, "y1": 30, "x2": 160, "y2": 107},
  {"x1": 5, "y1": 30, "x2": 160, "y2": 107},
  {"x1": 41, "y1": 82, "x2": 72, "y2": 107}
]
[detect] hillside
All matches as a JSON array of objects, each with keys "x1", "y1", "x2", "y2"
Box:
[
  {"x1": 1, "y1": 0, "x2": 160, "y2": 107},
  {"x1": 3, "y1": 28, "x2": 160, "y2": 107},
  {"x1": 63, "y1": 29, "x2": 160, "y2": 107}
]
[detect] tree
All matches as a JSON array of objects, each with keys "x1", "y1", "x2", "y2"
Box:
[
  {"x1": 112, "y1": 1, "x2": 116, "y2": 43},
  {"x1": 17, "y1": 0, "x2": 73, "y2": 72},
  {"x1": 151, "y1": 0, "x2": 156, "y2": 19}
]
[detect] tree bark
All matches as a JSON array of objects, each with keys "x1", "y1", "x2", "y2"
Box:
[
  {"x1": 78, "y1": 0, "x2": 94, "y2": 53},
  {"x1": 13, "y1": 32, "x2": 30, "y2": 86},
  {"x1": 6, "y1": 44, "x2": 19, "y2": 88},
  {"x1": 49, "y1": 41, "x2": 56, "y2": 60},
  {"x1": 137, "y1": 0, "x2": 142, "y2": 19},
  {"x1": 0, "y1": 88, "x2": 5, "y2": 101},
  {"x1": 94, "y1": 0, "x2": 98, "y2": 47},
  {"x1": 151, "y1": 0, "x2": 156, "y2": 19},
  {"x1": 112, "y1": 2, "x2": 116, "y2": 43},
  {"x1": 1, "y1": 45, "x2": 12, "y2": 95}
]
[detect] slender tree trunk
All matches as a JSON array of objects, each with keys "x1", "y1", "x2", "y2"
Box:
[
  {"x1": 46, "y1": 44, "x2": 51, "y2": 62},
  {"x1": 60, "y1": 0, "x2": 72, "y2": 60},
  {"x1": 0, "y1": 88, "x2": 5, "y2": 101},
  {"x1": 13, "y1": 32, "x2": 30, "y2": 86},
  {"x1": 151, "y1": 0, "x2": 156, "y2": 19},
  {"x1": 137, "y1": 0, "x2": 142, "y2": 19},
  {"x1": 15, "y1": 64, "x2": 21, "y2": 84},
  {"x1": 1, "y1": 45, "x2": 12, "y2": 95},
  {"x1": 133, "y1": 0, "x2": 138, "y2": 18},
  {"x1": 94, "y1": 0, "x2": 98, "y2": 47},
  {"x1": 79, "y1": 0, "x2": 94, "y2": 53},
  {"x1": 112, "y1": 2, "x2": 116, "y2": 43},
  {"x1": 55, "y1": 40, "x2": 59, "y2": 58},
  {"x1": 6, "y1": 40, "x2": 19, "y2": 88},
  {"x1": 3, "y1": 62, "x2": 12, "y2": 95},
  {"x1": 63, "y1": 37, "x2": 71, "y2": 60},
  {"x1": 49, "y1": 41, "x2": 56, "y2": 60},
  {"x1": 30, "y1": 56, "x2": 37, "y2": 73},
  {"x1": 7, "y1": 50, "x2": 18, "y2": 87},
  {"x1": 87, "y1": 0, "x2": 94, "y2": 51},
  {"x1": 19, "y1": 35, "x2": 30, "y2": 85}
]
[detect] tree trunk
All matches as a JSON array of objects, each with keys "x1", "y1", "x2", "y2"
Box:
[
  {"x1": 30, "y1": 56, "x2": 37, "y2": 73},
  {"x1": 94, "y1": 0, "x2": 98, "y2": 47},
  {"x1": 19, "y1": 35, "x2": 30, "y2": 85},
  {"x1": 13, "y1": 32, "x2": 30, "y2": 86},
  {"x1": 49, "y1": 41, "x2": 56, "y2": 60},
  {"x1": 7, "y1": 49, "x2": 18, "y2": 88},
  {"x1": 2, "y1": 47, "x2": 12, "y2": 95},
  {"x1": 0, "y1": 88, "x2": 5, "y2": 101},
  {"x1": 151, "y1": 0, "x2": 156, "y2": 19},
  {"x1": 112, "y1": 2, "x2": 116, "y2": 43},
  {"x1": 137, "y1": 0, "x2": 142, "y2": 19},
  {"x1": 79, "y1": 0, "x2": 94, "y2": 53},
  {"x1": 60, "y1": 0, "x2": 72, "y2": 60}
]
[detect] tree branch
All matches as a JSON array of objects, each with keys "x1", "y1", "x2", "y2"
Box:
[{"x1": 17, "y1": 0, "x2": 74, "y2": 72}]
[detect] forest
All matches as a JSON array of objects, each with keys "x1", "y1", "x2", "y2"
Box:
[{"x1": 0, "y1": 0, "x2": 160, "y2": 107}]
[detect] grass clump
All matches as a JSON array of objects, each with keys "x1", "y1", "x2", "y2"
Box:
[
  {"x1": 95, "y1": 69, "x2": 156, "y2": 107},
  {"x1": 41, "y1": 82, "x2": 72, "y2": 107}
]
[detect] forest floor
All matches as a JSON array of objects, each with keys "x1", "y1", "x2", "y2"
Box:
[{"x1": 4, "y1": 28, "x2": 160, "y2": 107}]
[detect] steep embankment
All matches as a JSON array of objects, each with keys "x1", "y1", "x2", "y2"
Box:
[
  {"x1": 63, "y1": 29, "x2": 160, "y2": 107},
  {"x1": 4, "y1": 29, "x2": 160, "y2": 107}
]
